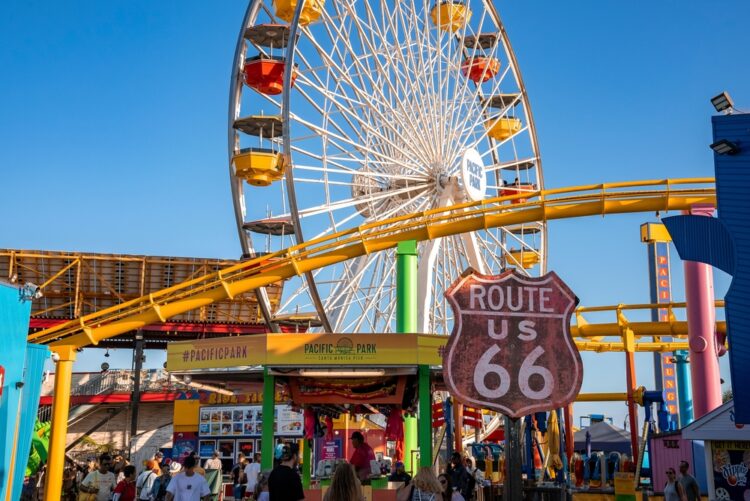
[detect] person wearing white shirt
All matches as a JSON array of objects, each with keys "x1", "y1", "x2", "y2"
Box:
[
  {"x1": 166, "y1": 456, "x2": 211, "y2": 501},
  {"x1": 244, "y1": 453, "x2": 262, "y2": 495},
  {"x1": 203, "y1": 451, "x2": 223, "y2": 471},
  {"x1": 136, "y1": 460, "x2": 160, "y2": 500},
  {"x1": 80, "y1": 454, "x2": 117, "y2": 501}
]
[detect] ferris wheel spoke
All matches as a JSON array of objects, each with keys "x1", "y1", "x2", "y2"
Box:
[
  {"x1": 312, "y1": 40, "x2": 438, "y2": 162},
  {"x1": 290, "y1": 60, "x2": 429, "y2": 167},
  {"x1": 306, "y1": 20, "x2": 434, "y2": 159},
  {"x1": 325, "y1": 2, "x2": 457, "y2": 162},
  {"x1": 326, "y1": 253, "x2": 381, "y2": 331},
  {"x1": 294, "y1": 73, "x2": 429, "y2": 166},
  {"x1": 445, "y1": 63, "x2": 518, "y2": 163},
  {"x1": 293, "y1": 163, "x2": 425, "y2": 182},
  {"x1": 289, "y1": 112, "x2": 422, "y2": 174},
  {"x1": 350, "y1": 259, "x2": 396, "y2": 332},
  {"x1": 295, "y1": 182, "x2": 431, "y2": 220}
]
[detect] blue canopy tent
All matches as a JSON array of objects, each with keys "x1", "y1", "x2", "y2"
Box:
[{"x1": 573, "y1": 421, "x2": 634, "y2": 454}]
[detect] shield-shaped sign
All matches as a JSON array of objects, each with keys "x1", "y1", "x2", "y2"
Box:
[{"x1": 443, "y1": 268, "x2": 583, "y2": 418}]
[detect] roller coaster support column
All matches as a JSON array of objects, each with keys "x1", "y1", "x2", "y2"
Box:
[
  {"x1": 44, "y1": 345, "x2": 76, "y2": 501},
  {"x1": 674, "y1": 351, "x2": 693, "y2": 424},
  {"x1": 683, "y1": 205, "x2": 722, "y2": 419},
  {"x1": 397, "y1": 241, "x2": 419, "y2": 473},
  {"x1": 624, "y1": 329, "x2": 639, "y2": 457},
  {"x1": 261, "y1": 368, "x2": 275, "y2": 470}
]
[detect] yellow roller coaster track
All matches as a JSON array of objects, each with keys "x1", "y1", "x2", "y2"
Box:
[{"x1": 29, "y1": 178, "x2": 716, "y2": 351}]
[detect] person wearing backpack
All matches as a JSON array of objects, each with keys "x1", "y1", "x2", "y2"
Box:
[
  {"x1": 136, "y1": 461, "x2": 160, "y2": 500},
  {"x1": 152, "y1": 462, "x2": 182, "y2": 501}
]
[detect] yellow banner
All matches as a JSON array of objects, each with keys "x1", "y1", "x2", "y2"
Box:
[
  {"x1": 267, "y1": 333, "x2": 415, "y2": 365},
  {"x1": 167, "y1": 333, "x2": 448, "y2": 371},
  {"x1": 167, "y1": 335, "x2": 266, "y2": 370}
]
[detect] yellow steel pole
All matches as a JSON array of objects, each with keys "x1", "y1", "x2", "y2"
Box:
[
  {"x1": 577, "y1": 393, "x2": 628, "y2": 402},
  {"x1": 45, "y1": 345, "x2": 76, "y2": 501}
]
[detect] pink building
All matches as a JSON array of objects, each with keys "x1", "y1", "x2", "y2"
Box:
[{"x1": 650, "y1": 431, "x2": 706, "y2": 494}]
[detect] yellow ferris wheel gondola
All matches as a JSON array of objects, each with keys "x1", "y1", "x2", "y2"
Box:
[
  {"x1": 430, "y1": 2, "x2": 472, "y2": 32},
  {"x1": 273, "y1": 0, "x2": 325, "y2": 26}
]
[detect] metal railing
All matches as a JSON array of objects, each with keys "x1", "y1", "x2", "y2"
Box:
[{"x1": 37, "y1": 370, "x2": 191, "y2": 422}]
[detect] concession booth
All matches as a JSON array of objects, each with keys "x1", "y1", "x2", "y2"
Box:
[{"x1": 166, "y1": 332, "x2": 442, "y2": 500}]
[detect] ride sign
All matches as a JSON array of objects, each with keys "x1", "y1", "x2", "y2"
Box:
[{"x1": 443, "y1": 269, "x2": 583, "y2": 418}]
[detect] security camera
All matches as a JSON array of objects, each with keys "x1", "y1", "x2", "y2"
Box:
[{"x1": 51, "y1": 352, "x2": 60, "y2": 363}]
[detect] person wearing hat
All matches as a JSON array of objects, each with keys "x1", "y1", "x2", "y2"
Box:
[
  {"x1": 388, "y1": 461, "x2": 411, "y2": 485},
  {"x1": 151, "y1": 462, "x2": 182, "y2": 501},
  {"x1": 349, "y1": 431, "x2": 376, "y2": 482},
  {"x1": 268, "y1": 443, "x2": 304, "y2": 501}
]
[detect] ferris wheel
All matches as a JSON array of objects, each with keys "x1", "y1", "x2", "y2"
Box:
[{"x1": 228, "y1": 0, "x2": 545, "y2": 335}]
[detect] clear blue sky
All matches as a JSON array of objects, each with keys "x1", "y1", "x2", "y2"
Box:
[{"x1": 2, "y1": 1, "x2": 749, "y2": 428}]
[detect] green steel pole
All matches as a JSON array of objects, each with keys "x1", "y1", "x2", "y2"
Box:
[
  {"x1": 303, "y1": 438, "x2": 312, "y2": 489},
  {"x1": 397, "y1": 240, "x2": 418, "y2": 473},
  {"x1": 396, "y1": 240, "x2": 418, "y2": 333},
  {"x1": 262, "y1": 368, "x2": 275, "y2": 470},
  {"x1": 418, "y1": 364, "x2": 432, "y2": 468}
]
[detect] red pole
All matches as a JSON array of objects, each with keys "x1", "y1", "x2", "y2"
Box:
[
  {"x1": 564, "y1": 404, "x2": 574, "y2": 462},
  {"x1": 625, "y1": 350, "x2": 639, "y2": 457}
]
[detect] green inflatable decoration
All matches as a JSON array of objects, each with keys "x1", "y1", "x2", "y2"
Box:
[{"x1": 26, "y1": 420, "x2": 51, "y2": 476}]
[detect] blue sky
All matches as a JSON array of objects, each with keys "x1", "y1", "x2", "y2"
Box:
[{"x1": 2, "y1": 1, "x2": 749, "y2": 427}]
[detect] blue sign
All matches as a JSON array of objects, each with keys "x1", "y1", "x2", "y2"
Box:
[{"x1": 663, "y1": 112, "x2": 750, "y2": 423}]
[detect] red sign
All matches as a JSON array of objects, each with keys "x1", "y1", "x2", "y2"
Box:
[
  {"x1": 443, "y1": 269, "x2": 583, "y2": 418},
  {"x1": 0, "y1": 365, "x2": 4, "y2": 397}
]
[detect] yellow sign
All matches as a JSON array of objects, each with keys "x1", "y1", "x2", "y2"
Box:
[
  {"x1": 268, "y1": 333, "x2": 414, "y2": 365},
  {"x1": 167, "y1": 335, "x2": 265, "y2": 370},
  {"x1": 167, "y1": 333, "x2": 446, "y2": 371},
  {"x1": 614, "y1": 471, "x2": 636, "y2": 501}
]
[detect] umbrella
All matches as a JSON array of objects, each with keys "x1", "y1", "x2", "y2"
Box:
[{"x1": 544, "y1": 411, "x2": 563, "y2": 476}]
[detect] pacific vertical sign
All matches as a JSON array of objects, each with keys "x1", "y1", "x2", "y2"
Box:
[{"x1": 653, "y1": 241, "x2": 678, "y2": 415}]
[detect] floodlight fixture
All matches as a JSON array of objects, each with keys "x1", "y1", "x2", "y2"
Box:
[
  {"x1": 711, "y1": 92, "x2": 734, "y2": 113},
  {"x1": 709, "y1": 139, "x2": 740, "y2": 156}
]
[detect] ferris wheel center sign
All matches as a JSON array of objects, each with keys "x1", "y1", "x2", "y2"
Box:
[{"x1": 443, "y1": 269, "x2": 583, "y2": 418}]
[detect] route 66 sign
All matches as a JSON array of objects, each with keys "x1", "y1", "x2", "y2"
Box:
[{"x1": 443, "y1": 269, "x2": 583, "y2": 418}]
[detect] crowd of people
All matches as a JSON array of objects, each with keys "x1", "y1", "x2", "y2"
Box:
[
  {"x1": 263, "y1": 442, "x2": 481, "y2": 501},
  {"x1": 23, "y1": 439, "x2": 702, "y2": 501},
  {"x1": 20, "y1": 448, "x2": 269, "y2": 501}
]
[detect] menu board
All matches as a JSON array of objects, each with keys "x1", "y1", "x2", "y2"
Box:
[
  {"x1": 199, "y1": 404, "x2": 302, "y2": 437},
  {"x1": 711, "y1": 440, "x2": 750, "y2": 501}
]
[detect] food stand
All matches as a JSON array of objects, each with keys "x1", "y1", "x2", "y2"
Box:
[{"x1": 166, "y1": 332, "x2": 442, "y2": 500}]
